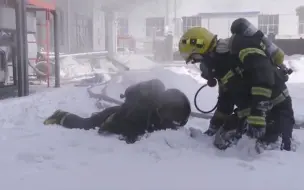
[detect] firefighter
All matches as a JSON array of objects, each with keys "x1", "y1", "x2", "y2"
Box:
[
  {"x1": 44, "y1": 79, "x2": 191, "y2": 144},
  {"x1": 178, "y1": 18, "x2": 295, "y2": 151}
]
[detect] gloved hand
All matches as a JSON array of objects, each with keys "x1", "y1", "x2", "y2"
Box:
[
  {"x1": 246, "y1": 111, "x2": 267, "y2": 139},
  {"x1": 246, "y1": 99, "x2": 272, "y2": 139},
  {"x1": 246, "y1": 124, "x2": 266, "y2": 139},
  {"x1": 204, "y1": 116, "x2": 224, "y2": 136},
  {"x1": 214, "y1": 126, "x2": 241, "y2": 150}
]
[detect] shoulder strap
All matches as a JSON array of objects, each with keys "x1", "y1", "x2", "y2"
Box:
[{"x1": 215, "y1": 38, "x2": 231, "y2": 54}]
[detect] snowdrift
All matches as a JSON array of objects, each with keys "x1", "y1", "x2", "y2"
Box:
[
  {"x1": 59, "y1": 56, "x2": 118, "y2": 79},
  {"x1": 1, "y1": 56, "x2": 304, "y2": 189},
  {"x1": 1, "y1": 82, "x2": 304, "y2": 190},
  {"x1": 114, "y1": 54, "x2": 157, "y2": 70},
  {"x1": 285, "y1": 55, "x2": 304, "y2": 84}
]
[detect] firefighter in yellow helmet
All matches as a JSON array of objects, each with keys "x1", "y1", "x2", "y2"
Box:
[{"x1": 179, "y1": 18, "x2": 295, "y2": 151}]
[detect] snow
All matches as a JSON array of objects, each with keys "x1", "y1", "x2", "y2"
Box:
[
  {"x1": 115, "y1": 54, "x2": 157, "y2": 70},
  {"x1": 59, "y1": 56, "x2": 93, "y2": 78},
  {"x1": 1, "y1": 56, "x2": 304, "y2": 189},
  {"x1": 59, "y1": 56, "x2": 117, "y2": 78}
]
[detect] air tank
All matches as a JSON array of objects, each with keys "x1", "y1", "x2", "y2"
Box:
[
  {"x1": 230, "y1": 18, "x2": 293, "y2": 76},
  {"x1": 230, "y1": 18, "x2": 283, "y2": 66}
]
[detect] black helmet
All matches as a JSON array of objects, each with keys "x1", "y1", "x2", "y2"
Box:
[{"x1": 157, "y1": 89, "x2": 191, "y2": 127}]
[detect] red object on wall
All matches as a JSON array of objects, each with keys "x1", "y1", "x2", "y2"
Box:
[
  {"x1": 27, "y1": 0, "x2": 56, "y2": 87},
  {"x1": 26, "y1": 0, "x2": 55, "y2": 10}
]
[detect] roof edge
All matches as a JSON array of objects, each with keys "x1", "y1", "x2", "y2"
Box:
[
  {"x1": 196, "y1": 11, "x2": 260, "y2": 17},
  {"x1": 26, "y1": 0, "x2": 55, "y2": 10}
]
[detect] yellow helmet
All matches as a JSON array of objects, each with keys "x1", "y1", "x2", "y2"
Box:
[{"x1": 178, "y1": 27, "x2": 217, "y2": 62}]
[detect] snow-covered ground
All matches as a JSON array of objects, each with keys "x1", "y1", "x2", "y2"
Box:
[{"x1": 1, "y1": 55, "x2": 304, "y2": 189}]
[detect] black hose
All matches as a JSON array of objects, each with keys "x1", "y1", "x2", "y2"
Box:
[{"x1": 194, "y1": 84, "x2": 218, "y2": 114}]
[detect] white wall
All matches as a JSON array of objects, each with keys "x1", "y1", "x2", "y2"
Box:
[
  {"x1": 124, "y1": 0, "x2": 186, "y2": 40},
  {"x1": 92, "y1": 1, "x2": 106, "y2": 51},
  {"x1": 256, "y1": 0, "x2": 302, "y2": 37},
  {"x1": 0, "y1": 7, "x2": 36, "y2": 33},
  {"x1": 278, "y1": 14, "x2": 299, "y2": 36},
  {"x1": 175, "y1": 0, "x2": 304, "y2": 15},
  {"x1": 126, "y1": 0, "x2": 263, "y2": 40},
  {"x1": 126, "y1": 0, "x2": 304, "y2": 40},
  {"x1": 201, "y1": 15, "x2": 258, "y2": 39},
  {"x1": 126, "y1": 0, "x2": 168, "y2": 41}
]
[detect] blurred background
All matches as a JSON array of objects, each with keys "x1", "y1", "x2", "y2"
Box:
[{"x1": 1, "y1": 0, "x2": 304, "y2": 97}]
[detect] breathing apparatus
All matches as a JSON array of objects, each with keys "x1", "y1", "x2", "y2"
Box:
[
  {"x1": 194, "y1": 83, "x2": 218, "y2": 114},
  {"x1": 187, "y1": 55, "x2": 218, "y2": 114},
  {"x1": 231, "y1": 18, "x2": 293, "y2": 77}
]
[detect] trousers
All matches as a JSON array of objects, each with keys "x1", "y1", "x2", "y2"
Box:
[
  {"x1": 61, "y1": 106, "x2": 120, "y2": 130},
  {"x1": 265, "y1": 97, "x2": 294, "y2": 150}
]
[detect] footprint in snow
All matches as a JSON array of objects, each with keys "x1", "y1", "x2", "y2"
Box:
[{"x1": 16, "y1": 152, "x2": 54, "y2": 164}]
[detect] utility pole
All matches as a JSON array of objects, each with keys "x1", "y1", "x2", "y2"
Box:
[
  {"x1": 67, "y1": 0, "x2": 71, "y2": 52},
  {"x1": 174, "y1": 0, "x2": 177, "y2": 36},
  {"x1": 165, "y1": 0, "x2": 169, "y2": 33},
  {"x1": 174, "y1": 0, "x2": 177, "y2": 21},
  {"x1": 15, "y1": 0, "x2": 25, "y2": 96},
  {"x1": 20, "y1": 0, "x2": 29, "y2": 95}
]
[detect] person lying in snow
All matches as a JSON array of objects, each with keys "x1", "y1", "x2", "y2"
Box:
[{"x1": 44, "y1": 79, "x2": 191, "y2": 143}]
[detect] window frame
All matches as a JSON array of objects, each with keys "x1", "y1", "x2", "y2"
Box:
[
  {"x1": 258, "y1": 14, "x2": 279, "y2": 35},
  {"x1": 298, "y1": 14, "x2": 304, "y2": 34},
  {"x1": 182, "y1": 16, "x2": 202, "y2": 33},
  {"x1": 0, "y1": 0, "x2": 16, "y2": 8}
]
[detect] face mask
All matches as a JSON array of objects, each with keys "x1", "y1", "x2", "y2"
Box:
[
  {"x1": 186, "y1": 53, "x2": 217, "y2": 87},
  {"x1": 199, "y1": 55, "x2": 217, "y2": 87},
  {"x1": 185, "y1": 53, "x2": 204, "y2": 64}
]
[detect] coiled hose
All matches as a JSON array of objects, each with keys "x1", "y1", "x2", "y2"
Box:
[{"x1": 194, "y1": 84, "x2": 218, "y2": 114}]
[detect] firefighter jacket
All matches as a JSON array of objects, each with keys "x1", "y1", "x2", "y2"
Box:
[{"x1": 205, "y1": 34, "x2": 289, "y2": 127}]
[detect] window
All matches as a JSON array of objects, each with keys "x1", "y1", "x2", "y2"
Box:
[
  {"x1": 145, "y1": 17, "x2": 165, "y2": 37},
  {"x1": 74, "y1": 14, "x2": 91, "y2": 51},
  {"x1": 0, "y1": 0, "x2": 16, "y2": 8},
  {"x1": 117, "y1": 18, "x2": 128, "y2": 37},
  {"x1": 299, "y1": 14, "x2": 304, "y2": 34},
  {"x1": 182, "y1": 16, "x2": 201, "y2": 33},
  {"x1": 258, "y1": 14, "x2": 279, "y2": 35}
]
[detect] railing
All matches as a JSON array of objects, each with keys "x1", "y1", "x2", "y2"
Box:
[{"x1": 40, "y1": 51, "x2": 108, "y2": 59}]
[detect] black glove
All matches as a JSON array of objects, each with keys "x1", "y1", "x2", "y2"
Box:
[
  {"x1": 246, "y1": 100, "x2": 272, "y2": 139},
  {"x1": 247, "y1": 124, "x2": 266, "y2": 139},
  {"x1": 204, "y1": 116, "x2": 224, "y2": 136},
  {"x1": 213, "y1": 125, "x2": 242, "y2": 150},
  {"x1": 213, "y1": 114, "x2": 247, "y2": 150}
]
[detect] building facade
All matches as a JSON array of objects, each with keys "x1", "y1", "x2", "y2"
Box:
[
  {"x1": 34, "y1": 0, "x2": 106, "y2": 53},
  {"x1": 123, "y1": 0, "x2": 304, "y2": 41}
]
